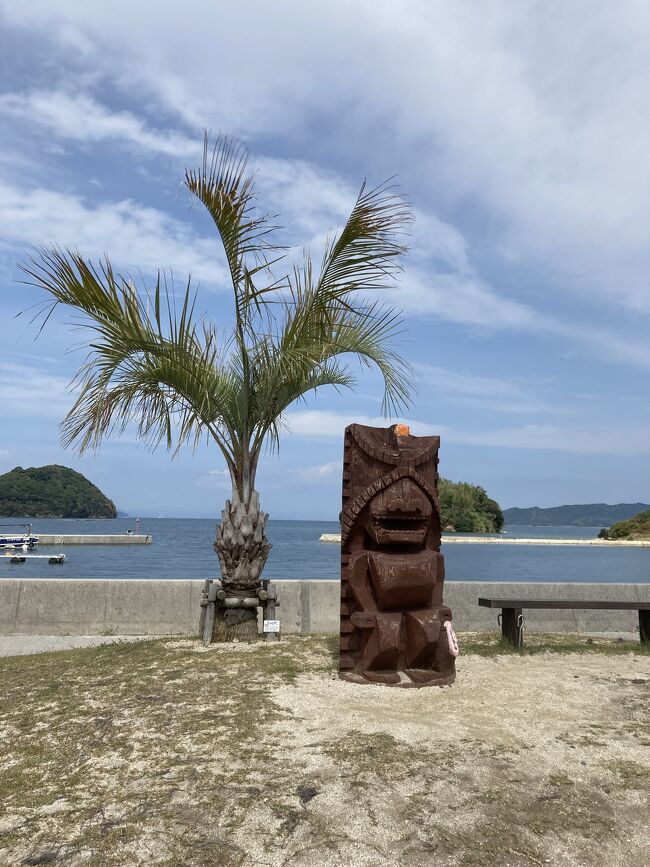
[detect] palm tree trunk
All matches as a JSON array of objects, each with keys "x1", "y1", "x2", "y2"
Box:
[{"x1": 211, "y1": 489, "x2": 272, "y2": 642}]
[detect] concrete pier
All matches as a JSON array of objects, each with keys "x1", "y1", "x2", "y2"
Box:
[
  {"x1": 319, "y1": 533, "x2": 650, "y2": 547},
  {"x1": 1, "y1": 579, "x2": 647, "y2": 638},
  {"x1": 37, "y1": 534, "x2": 152, "y2": 545}
]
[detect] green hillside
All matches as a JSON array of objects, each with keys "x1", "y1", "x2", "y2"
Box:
[
  {"x1": 503, "y1": 502, "x2": 650, "y2": 527},
  {"x1": 0, "y1": 465, "x2": 117, "y2": 519},
  {"x1": 439, "y1": 478, "x2": 503, "y2": 533},
  {"x1": 598, "y1": 510, "x2": 650, "y2": 541}
]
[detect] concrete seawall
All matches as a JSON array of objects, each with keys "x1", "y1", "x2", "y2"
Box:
[
  {"x1": 37, "y1": 534, "x2": 152, "y2": 545},
  {"x1": 1, "y1": 579, "x2": 648, "y2": 638}
]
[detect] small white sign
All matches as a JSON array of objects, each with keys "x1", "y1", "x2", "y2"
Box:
[{"x1": 263, "y1": 619, "x2": 280, "y2": 633}]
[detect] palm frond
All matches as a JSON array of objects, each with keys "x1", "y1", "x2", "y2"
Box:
[
  {"x1": 261, "y1": 180, "x2": 414, "y2": 426},
  {"x1": 250, "y1": 353, "x2": 355, "y2": 454},
  {"x1": 184, "y1": 132, "x2": 285, "y2": 324},
  {"x1": 20, "y1": 248, "x2": 240, "y2": 464},
  {"x1": 318, "y1": 179, "x2": 412, "y2": 299}
]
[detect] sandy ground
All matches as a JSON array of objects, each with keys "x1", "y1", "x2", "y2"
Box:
[
  {"x1": 0, "y1": 635, "x2": 647, "y2": 866},
  {"x1": 268, "y1": 654, "x2": 649, "y2": 866}
]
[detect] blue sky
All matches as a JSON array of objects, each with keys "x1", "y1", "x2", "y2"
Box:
[{"x1": 0, "y1": 1, "x2": 648, "y2": 519}]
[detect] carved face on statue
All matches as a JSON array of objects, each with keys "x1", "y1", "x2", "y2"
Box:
[{"x1": 365, "y1": 477, "x2": 432, "y2": 546}]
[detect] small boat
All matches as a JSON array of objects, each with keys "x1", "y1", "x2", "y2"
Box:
[{"x1": 0, "y1": 523, "x2": 40, "y2": 549}]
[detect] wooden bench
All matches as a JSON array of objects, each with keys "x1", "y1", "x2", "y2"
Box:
[{"x1": 478, "y1": 597, "x2": 650, "y2": 647}]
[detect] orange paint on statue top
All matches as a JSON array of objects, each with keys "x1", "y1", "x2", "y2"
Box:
[{"x1": 394, "y1": 423, "x2": 410, "y2": 437}]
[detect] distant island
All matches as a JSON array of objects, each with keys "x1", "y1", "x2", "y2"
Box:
[
  {"x1": 598, "y1": 509, "x2": 650, "y2": 541},
  {"x1": 0, "y1": 465, "x2": 117, "y2": 519},
  {"x1": 503, "y1": 502, "x2": 650, "y2": 527},
  {"x1": 439, "y1": 478, "x2": 503, "y2": 533}
]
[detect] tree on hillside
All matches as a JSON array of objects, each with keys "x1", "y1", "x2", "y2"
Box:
[
  {"x1": 438, "y1": 478, "x2": 504, "y2": 533},
  {"x1": 20, "y1": 133, "x2": 414, "y2": 641}
]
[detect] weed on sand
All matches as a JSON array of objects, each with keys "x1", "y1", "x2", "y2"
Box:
[{"x1": 459, "y1": 630, "x2": 650, "y2": 656}]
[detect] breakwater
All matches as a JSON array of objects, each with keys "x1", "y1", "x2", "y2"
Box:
[
  {"x1": 318, "y1": 533, "x2": 650, "y2": 547},
  {"x1": 37, "y1": 534, "x2": 152, "y2": 545},
  {"x1": 1, "y1": 579, "x2": 647, "y2": 637}
]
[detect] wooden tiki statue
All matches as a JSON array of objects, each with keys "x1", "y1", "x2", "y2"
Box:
[{"x1": 339, "y1": 423, "x2": 457, "y2": 687}]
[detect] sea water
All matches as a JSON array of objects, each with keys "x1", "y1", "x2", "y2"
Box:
[{"x1": 0, "y1": 518, "x2": 648, "y2": 583}]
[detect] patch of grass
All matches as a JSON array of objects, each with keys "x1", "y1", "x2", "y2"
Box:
[
  {"x1": 451, "y1": 774, "x2": 616, "y2": 866},
  {"x1": 457, "y1": 826, "x2": 544, "y2": 867},
  {"x1": 605, "y1": 759, "x2": 650, "y2": 787},
  {"x1": 547, "y1": 771, "x2": 574, "y2": 788},
  {"x1": 459, "y1": 631, "x2": 649, "y2": 656},
  {"x1": 324, "y1": 730, "x2": 427, "y2": 777}
]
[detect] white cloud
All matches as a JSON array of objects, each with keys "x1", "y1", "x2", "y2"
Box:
[
  {"x1": 284, "y1": 409, "x2": 443, "y2": 439},
  {"x1": 397, "y1": 267, "x2": 650, "y2": 368},
  {"x1": 256, "y1": 159, "x2": 650, "y2": 368},
  {"x1": 4, "y1": 0, "x2": 647, "y2": 315},
  {"x1": 0, "y1": 7, "x2": 648, "y2": 369},
  {"x1": 409, "y1": 210, "x2": 473, "y2": 272},
  {"x1": 0, "y1": 150, "x2": 545, "y2": 339},
  {"x1": 254, "y1": 152, "x2": 650, "y2": 371},
  {"x1": 252, "y1": 157, "x2": 650, "y2": 368},
  {"x1": 398, "y1": 266, "x2": 537, "y2": 329},
  {"x1": 294, "y1": 460, "x2": 341, "y2": 481},
  {"x1": 196, "y1": 467, "x2": 232, "y2": 489},
  {"x1": 550, "y1": 322, "x2": 650, "y2": 370},
  {"x1": 453, "y1": 424, "x2": 650, "y2": 457},
  {"x1": 2, "y1": 168, "x2": 649, "y2": 371},
  {"x1": 0, "y1": 361, "x2": 74, "y2": 419},
  {"x1": 255, "y1": 156, "x2": 352, "y2": 239},
  {"x1": 0, "y1": 90, "x2": 199, "y2": 158},
  {"x1": 0, "y1": 181, "x2": 228, "y2": 286},
  {"x1": 283, "y1": 409, "x2": 650, "y2": 456},
  {"x1": 414, "y1": 364, "x2": 553, "y2": 414}
]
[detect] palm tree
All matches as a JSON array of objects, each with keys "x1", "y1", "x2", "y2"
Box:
[{"x1": 20, "y1": 134, "x2": 414, "y2": 641}]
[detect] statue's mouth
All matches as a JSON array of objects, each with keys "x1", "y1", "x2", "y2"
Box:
[{"x1": 373, "y1": 515, "x2": 428, "y2": 535}]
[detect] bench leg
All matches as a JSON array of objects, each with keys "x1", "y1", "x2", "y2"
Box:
[
  {"x1": 501, "y1": 607, "x2": 524, "y2": 648},
  {"x1": 639, "y1": 610, "x2": 650, "y2": 645}
]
